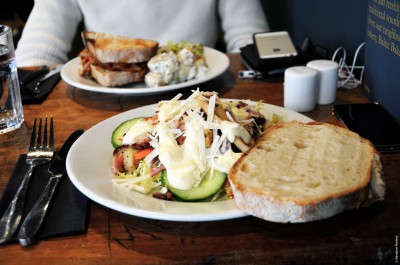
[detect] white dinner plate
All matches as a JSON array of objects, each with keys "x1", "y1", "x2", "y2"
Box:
[
  {"x1": 60, "y1": 47, "x2": 229, "y2": 95},
  {"x1": 66, "y1": 100, "x2": 313, "y2": 222}
]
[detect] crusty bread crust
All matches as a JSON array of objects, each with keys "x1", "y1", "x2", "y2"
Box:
[
  {"x1": 90, "y1": 64, "x2": 144, "y2": 87},
  {"x1": 82, "y1": 31, "x2": 158, "y2": 64},
  {"x1": 229, "y1": 121, "x2": 385, "y2": 223}
]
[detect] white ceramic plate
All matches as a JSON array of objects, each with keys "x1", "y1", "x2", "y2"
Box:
[
  {"x1": 66, "y1": 101, "x2": 313, "y2": 222},
  {"x1": 60, "y1": 47, "x2": 229, "y2": 95}
]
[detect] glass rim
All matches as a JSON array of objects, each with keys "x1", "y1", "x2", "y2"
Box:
[{"x1": 0, "y1": 25, "x2": 11, "y2": 36}]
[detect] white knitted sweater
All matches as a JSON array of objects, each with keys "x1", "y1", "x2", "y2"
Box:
[{"x1": 15, "y1": 0, "x2": 269, "y2": 66}]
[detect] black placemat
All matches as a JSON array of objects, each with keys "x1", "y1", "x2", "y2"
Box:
[
  {"x1": 18, "y1": 69, "x2": 61, "y2": 104},
  {"x1": 0, "y1": 154, "x2": 90, "y2": 245}
]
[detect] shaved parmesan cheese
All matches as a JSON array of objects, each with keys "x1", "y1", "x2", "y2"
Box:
[
  {"x1": 167, "y1": 88, "x2": 201, "y2": 117},
  {"x1": 225, "y1": 110, "x2": 236, "y2": 122},
  {"x1": 157, "y1": 101, "x2": 184, "y2": 122},
  {"x1": 207, "y1": 94, "x2": 216, "y2": 123}
]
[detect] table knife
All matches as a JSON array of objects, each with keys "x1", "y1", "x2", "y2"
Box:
[
  {"x1": 19, "y1": 66, "x2": 50, "y2": 94},
  {"x1": 18, "y1": 129, "x2": 84, "y2": 246},
  {"x1": 22, "y1": 65, "x2": 62, "y2": 94},
  {"x1": 19, "y1": 66, "x2": 49, "y2": 87}
]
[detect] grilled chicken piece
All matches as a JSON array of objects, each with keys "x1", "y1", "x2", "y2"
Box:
[{"x1": 196, "y1": 97, "x2": 253, "y2": 152}]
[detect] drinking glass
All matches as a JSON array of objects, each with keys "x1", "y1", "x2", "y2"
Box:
[{"x1": 0, "y1": 25, "x2": 24, "y2": 133}]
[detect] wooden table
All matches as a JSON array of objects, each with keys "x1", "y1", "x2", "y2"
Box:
[{"x1": 0, "y1": 54, "x2": 399, "y2": 265}]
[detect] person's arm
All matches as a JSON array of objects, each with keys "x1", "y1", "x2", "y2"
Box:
[
  {"x1": 218, "y1": 0, "x2": 269, "y2": 52},
  {"x1": 15, "y1": 0, "x2": 82, "y2": 66}
]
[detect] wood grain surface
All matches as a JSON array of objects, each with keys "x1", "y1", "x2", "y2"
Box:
[{"x1": 0, "y1": 54, "x2": 398, "y2": 265}]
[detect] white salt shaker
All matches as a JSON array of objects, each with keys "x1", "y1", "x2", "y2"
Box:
[
  {"x1": 306, "y1": 60, "x2": 339, "y2": 105},
  {"x1": 284, "y1": 66, "x2": 318, "y2": 112}
]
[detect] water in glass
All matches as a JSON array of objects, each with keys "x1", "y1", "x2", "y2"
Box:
[{"x1": 0, "y1": 25, "x2": 24, "y2": 133}]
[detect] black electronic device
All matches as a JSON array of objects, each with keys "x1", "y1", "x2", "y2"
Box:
[
  {"x1": 239, "y1": 33, "x2": 315, "y2": 79},
  {"x1": 332, "y1": 103, "x2": 400, "y2": 152}
]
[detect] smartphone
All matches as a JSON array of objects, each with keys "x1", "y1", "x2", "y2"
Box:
[
  {"x1": 253, "y1": 31, "x2": 298, "y2": 59},
  {"x1": 332, "y1": 103, "x2": 400, "y2": 152}
]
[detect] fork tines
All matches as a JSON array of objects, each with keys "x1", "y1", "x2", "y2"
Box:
[{"x1": 29, "y1": 116, "x2": 54, "y2": 150}]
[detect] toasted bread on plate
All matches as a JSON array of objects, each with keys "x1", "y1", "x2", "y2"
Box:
[
  {"x1": 89, "y1": 64, "x2": 145, "y2": 87},
  {"x1": 229, "y1": 121, "x2": 385, "y2": 223},
  {"x1": 82, "y1": 31, "x2": 158, "y2": 64},
  {"x1": 78, "y1": 31, "x2": 158, "y2": 87}
]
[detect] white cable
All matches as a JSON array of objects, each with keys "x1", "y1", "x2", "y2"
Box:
[
  {"x1": 332, "y1": 46, "x2": 347, "y2": 73},
  {"x1": 332, "y1": 42, "x2": 365, "y2": 89}
]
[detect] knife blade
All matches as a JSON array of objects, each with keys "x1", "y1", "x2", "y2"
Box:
[
  {"x1": 18, "y1": 129, "x2": 84, "y2": 246},
  {"x1": 48, "y1": 129, "x2": 84, "y2": 177}
]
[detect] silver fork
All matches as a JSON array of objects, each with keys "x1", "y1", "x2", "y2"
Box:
[{"x1": 0, "y1": 117, "x2": 54, "y2": 244}]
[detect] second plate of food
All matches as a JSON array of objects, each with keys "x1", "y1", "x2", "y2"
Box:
[{"x1": 61, "y1": 47, "x2": 229, "y2": 95}]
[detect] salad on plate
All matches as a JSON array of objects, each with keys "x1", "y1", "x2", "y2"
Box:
[{"x1": 111, "y1": 89, "x2": 281, "y2": 201}]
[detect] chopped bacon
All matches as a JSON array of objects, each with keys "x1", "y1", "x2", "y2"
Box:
[
  {"x1": 152, "y1": 191, "x2": 173, "y2": 201},
  {"x1": 237, "y1": 101, "x2": 248, "y2": 109},
  {"x1": 150, "y1": 164, "x2": 165, "y2": 177},
  {"x1": 112, "y1": 150, "x2": 125, "y2": 174},
  {"x1": 133, "y1": 137, "x2": 152, "y2": 150}
]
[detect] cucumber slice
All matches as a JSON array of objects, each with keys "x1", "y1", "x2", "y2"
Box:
[
  {"x1": 111, "y1": 117, "x2": 143, "y2": 148},
  {"x1": 162, "y1": 169, "x2": 227, "y2": 201}
]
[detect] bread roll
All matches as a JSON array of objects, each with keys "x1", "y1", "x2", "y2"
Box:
[{"x1": 229, "y1": 121, "x2": 385, "y2": 223}]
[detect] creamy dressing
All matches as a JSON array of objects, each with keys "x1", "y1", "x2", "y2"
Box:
[
  {"x1": 220, "y1": 121, "x2": 251, "y2": 144},
  {"x1": 155, "y1": 117, "x2": 247, "y2": 190},
  {"x1": 123, "y1": 119, "x2": 155, "y2": 145},
  {"x1": 156, "y1": 119, "x2": 206, "y2": 190},
  {"x1": 213, "y1": 149, "x2": 242, "y2": 174}
]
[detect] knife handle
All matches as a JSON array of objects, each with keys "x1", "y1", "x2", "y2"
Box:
[
  {"x1": 18, "y1": 175, "x2": 62, "y2": 246},
  {"x1": 19, "y1": 66, "x2": 49, "y2": 86},
  {"x1": 0, "y1": 165, "x2": 35, "y2": 244}
]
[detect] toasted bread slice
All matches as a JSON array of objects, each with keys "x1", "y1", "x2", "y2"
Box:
[
  {"x1": 229, "y1": 121, "x2": 385, "y2": 223},
  {"x1": 82, "y1": 31, "x2": 158, "y2": 64},
  {"x1": 90, "y1": 64, "x2": 145, "y2": 87}
]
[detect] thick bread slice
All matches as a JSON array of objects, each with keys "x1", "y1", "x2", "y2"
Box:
[
  {"x1": 90, "y1": 64, "x2": 144, "y2": 87},
  {"x1": 229, "y1": 121, "x2": 385, "y2": 223},
  {"x1": 82, "y1": 31, "x2": 158, "y2": 64}
]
